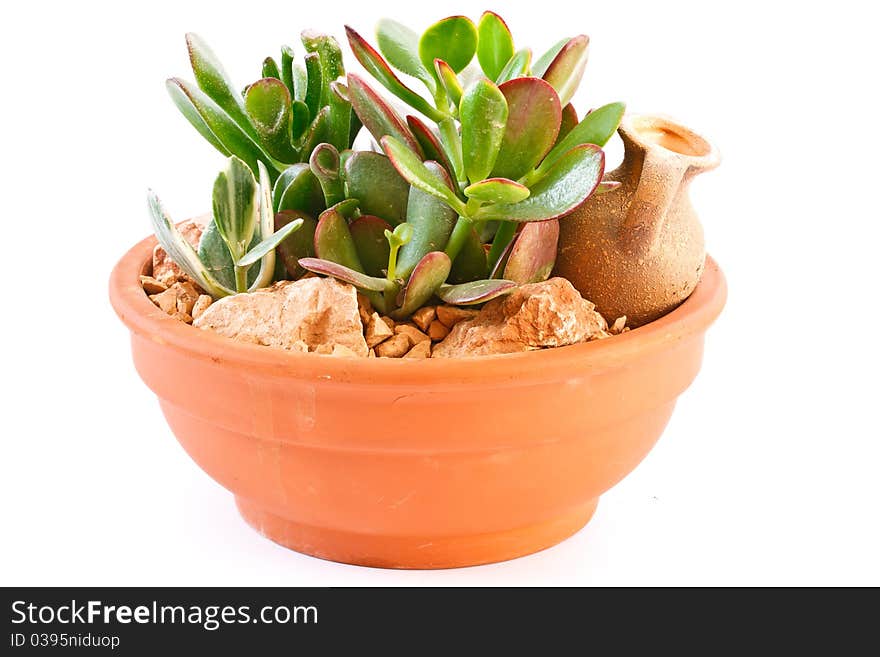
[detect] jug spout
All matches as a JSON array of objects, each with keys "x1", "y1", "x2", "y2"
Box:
[{"x1": 617, "y1": 114, "x2": 720, "y2": 255}]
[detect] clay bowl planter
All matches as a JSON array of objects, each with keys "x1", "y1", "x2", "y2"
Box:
[{"x1": 110, "y1": 233, "x2": 726, "y2": 569}]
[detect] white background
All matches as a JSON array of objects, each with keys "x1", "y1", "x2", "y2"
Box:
[{"x1": 2, "y1": 0, "x2": 878, "y2": 586}]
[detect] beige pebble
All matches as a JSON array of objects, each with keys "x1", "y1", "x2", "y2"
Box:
[
  {"x1": 395, "y1": 324, "x2": 431, "y2": 345},
  {"x1": 140, "y1": 275, "x2": 167, "y2": 295},
  {"x1": 411, "y1": 306, "x2": 436, "y2": 332},
  {"x1": 403, "y1": 340, "x2": 432, "y2": 359},
  {"x1": 170, "y1": 311, "x2": 193, "y2": 324},
  {"x1": 357, "y1": 293, "x2": 374, "y2": 326},
  {"x1": 609, "y1": 316, "x2": 627, "y2": 335},
  {"x1": 365, "y1": 312, "x2": 394, "y2": 347},
  {"x1": 191, "y1": 295, "x2": 213, "y2": 320},
  {"x1": 436, "y1": 305, "x2": 479, "y2": 328},
  {"x1": 374, "y1": 333, "x2": 410, "y2": 358},
  {"x1": 331, "y1": 344, "x2": 360, "y2": 358},
  {"x1": 428, "y1": 320, "x2": 449, "y2": 341},
  {"x1": 380, "y1": 316, "x2": 396, "y2": 330}
]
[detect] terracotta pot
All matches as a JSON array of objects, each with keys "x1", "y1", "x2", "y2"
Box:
[
  {"x1": 109, "y1": 234, "x2": 726, "y2": 569},
  {"x1": 555, "y1": 114, "x2": 721, "y2": 327}
]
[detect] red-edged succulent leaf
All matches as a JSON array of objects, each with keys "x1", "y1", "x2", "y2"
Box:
[
  {"x1": 541, "y1": 35, "x2": 589, "y2": 106},
  {"x1": 434, "y1": 59, "x2": 464, "y2": 106},
  {"x1": 275, "y1": 210, "x2": 317, "y2": 278},
  {"x1": 491, "y1": 77, "x2": 562, "y2": 180},
  {"x1": 419, "y1": 16, "x2": 477, "y2": 76},
  {"x1": 476, "y1": 11, "x2": 515, "y2": 81},
  {"x1": 298, "y1": 258, "x2": 393, "y2": 292},
  {"x1": 406, "y1": 115, "x2": 456, "y2": 181},
  {"x1": 489, "y1": 235, "x2": 516, "y2": 278},
  {"x1": 381, "y1": 136, "x2": 467, "y2": 215},
  {"x1": 392, "y1": 251, "x2": 452, "y2": 318},
  {"x1": 478, "y1": 144, "x2": 605, "y2": 222},
  {"x1": 314, "y1": 207, "x2": 364, "y2": 272},
  {"x1": 503, "y1": 220, "x2": 559, "y2": 283},
  {"x1": 460, "y1": 78, "x2": 508, "y2": 182},
  {"x1": 532, "y1": 38, "x2": 568, "y2": 78},
  {"x1": 345, "y1": 26, "x2": 445, "y2": 121},
  {"x1": 464, "y1": 178, "x2": 529, "y2": 204},
  {"x1": 557, "y1": 103, "x2": 579, "y2": 145},
  {"x1": 272, "y1": 164, "x2": 324, "y2": 214},
  {"x1": 375, "y1": 19, "x2": 434, "y2": 87},
  {"x1": 347, "y1": 73, "x2": 423, "y2": 156},
  {"x1": 539, "y1": 101, "x2": 626, "y2": 175},
  {"x1": 436, "y1": 279, "x2": 517, "y2": 305},
  {"x1": 350, "y1": 215, "x2": 393, "y2": 277}
]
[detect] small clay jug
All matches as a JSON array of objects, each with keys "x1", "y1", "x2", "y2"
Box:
[{"x1": 554, "y1": 113, "x2": 720, "y2": 327}]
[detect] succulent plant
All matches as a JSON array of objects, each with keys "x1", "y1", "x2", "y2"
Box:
[
  {"x1": 150, "y1": 13, "x2": 626, "y2": 319},
  {"x1": 298, "y1": 12, "x2": 625, "y2": 316},
  {"x1": 148, "y1": 157, "x2": 302, "y2": 298},
  {"x1": 167, "y1": 32, "x2": 358, "y2": 185}
]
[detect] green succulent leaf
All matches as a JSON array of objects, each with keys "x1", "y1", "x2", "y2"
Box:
[
  {"x1": 487, "y1": 220, "x2": 517, "y2": 274},
  {"x1": 309, "y1": 143, "x2": 344, "y2": 207},
  {"x1": 314, "y1": 207, "x2": 364, "y2": 272},
  {"x1": 347, "y1": 74, "x2": 424, "y2": 156},
  {"x1": 326, "y1": 81, "x2": 353, "y2": 151},
  {"x1": 272, "y1": 164, "x2": 324, "y2": 214},
  {"x1": 503, "y1": 219, "x2": 559, "y2": 284},
  {"x1": 381, "y1": 136, "x2": 467, "y2": 216},
  {"x1": 350, "y1": 215, "x2": 393, "y2": 277},
  {"x1": 263, "y1": 56, "x2": 280, "y2": 80},
  {"x1": 495, "y1": 48, "x2": 532, "y2": 84},
  {"x1": 375, "y1": 19, "x2": 435, "y2": 88},
  {"x1": 167, "y1": 78, "x2": 278, "y2": 177},
  {"x1": 537, "y1": 101, "x2": 625, "y2": 176},
  {"x1": 478, "y1": 144, "x2": 604, "y2": 222},
  {"x1": 541, "y1": 35, "x2": 589, "y2": 106},
  {"x1": 396, "y1": 162, "x2": 458, "y2": 279},
  {"x1": 436, "y1": 279, "x2": 516, "y2": 305},
  {"x1": 346, "y1": 27, "x2": 445, "y2": 122},
  {"x1": 237, "y1": 218, "x2": 302, "y2": 267},
  {"x1": 392, "y1": 252, "x2": 452, "y2": 318},
  {"x1": 244, "y1": 78, "x2": 296, "y2": 161},
  {"x1": 464, "y1": 178, "x2": 529, "y2": 204},
  {"x1": 448, "y1": 226, "x2": 488, "y2": 283},
  {"x1": 299, "y1": 106, "x2": 330, "y2": 155},
  {"x1": 301, "y1": 31, "x2": 345, "y2": 106},
  {"x1": 532, "y1": 38, "x2": 569, "y2": 77},
  {"x1": 434, "y1": 59, "x2": 463, "y2": 107},
  {"x1": 460, "y1": 78, "x2": 508, "y2": 182},
  {"x1": 279, "y1": 46, "x2": 295, "y2": 94},
  {"x1": 197, "y1": 219, "x2": 257, "y2": 291},
  {"x1": 343, "y1": 151, "x2": 409, "y2": 224},
  {"x1": 291, "y1": 61, "x2": 308, "y2": 102},
  {"x1": 185, "y1": 33, "x2": 253, "y2": 135},
  {"x1": 419, "y1": 16, "x2": 478, "y2": 76},
  {"x1": 298, "y1": 258, "x2": 394, "y2": 292},
  {"x1": 275, "y1": 210, "x2": 317, "y2": 278},
  {"x1": 406, "y1": 115, "x2": 457, "y2": 182},
  {"x1": 290, "y1": 100, "x2": 311, "y2": 140},
  {"x1": 477, "y1": 11, "x2": 515, "y2": 81},
  {"x1": 212, "y1": 156, "x2": 259, "y2": 260},
  {"x1": 147, "y1": 191, "x2": 231, "y2": 298},
  {"x1": 303, "y1": 52, "x2": 323, "y2": 121},
  {"x1": 491, "y1": 77, "x2": 562, "y2": 180}
]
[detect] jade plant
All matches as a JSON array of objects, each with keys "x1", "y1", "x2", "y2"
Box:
[
  {"x1": 298, "y1": 11, "x2": 624, "y2": 316},
  {"x1": 168, "y1": 32, "x2": 358, "y2": 184},
  {"x1": 148, "y1": 12, "x2": 626, "y2": 319}
]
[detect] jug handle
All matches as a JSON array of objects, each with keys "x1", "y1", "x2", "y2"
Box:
[{"x1": 617, "y1": 151, "x2": 688, "y2": 255}]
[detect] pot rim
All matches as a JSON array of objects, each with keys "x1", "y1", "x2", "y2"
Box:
[{"x1": 109, "y1": 233, "x2": 727, "y2": 385}]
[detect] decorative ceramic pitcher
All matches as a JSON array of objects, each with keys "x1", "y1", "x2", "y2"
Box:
[{"x1": 554, "y1": 114, "x2": 720, "y2": 327}]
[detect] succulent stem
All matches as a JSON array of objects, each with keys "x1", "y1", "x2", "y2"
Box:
[
  {"x1": 234, "y1": 264, "x2": 249, "y2": 293},
  {"x1": 444, "y1": 215, "x2": 474, "y2": 262}
]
